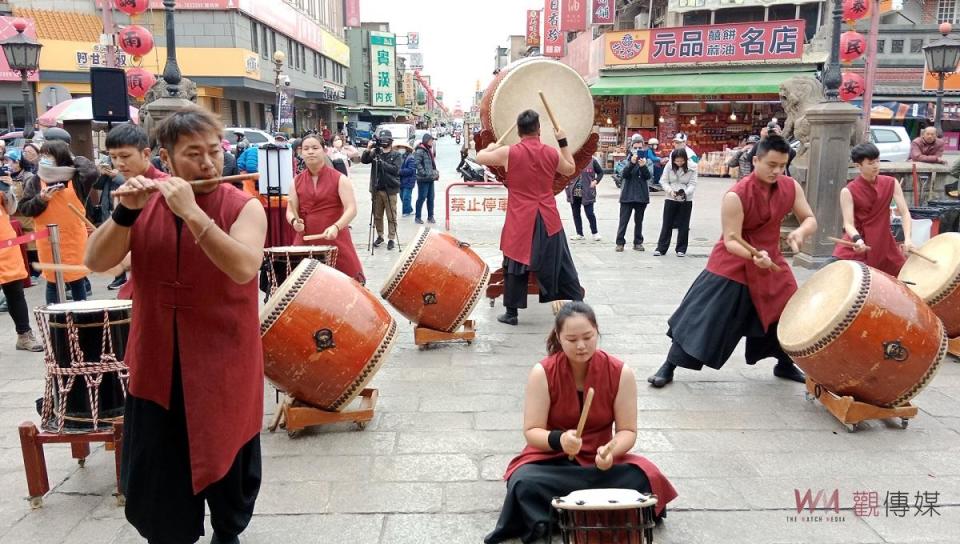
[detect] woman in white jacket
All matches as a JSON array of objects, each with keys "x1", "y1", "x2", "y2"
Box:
[{"x1": 654, "y1": 148, "x2": 696, "y2": 257}]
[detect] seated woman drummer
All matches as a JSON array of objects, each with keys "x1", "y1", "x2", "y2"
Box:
[
  {"x1": 486, "y1": 302, "x2": 677, "y2": 544},
  {"x1": 287, "y1": 134, "x2": 365, "y2": 284}
]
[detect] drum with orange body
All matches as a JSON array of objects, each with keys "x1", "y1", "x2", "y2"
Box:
[
  {"x1": 779, "y1": 260, "x2": 946, "y2": 407},
  {"x1": 381, "y1": 227, "x2": 490, "y2": 332},
  {"x1": 260, "y1": 259, "x2": 396, "y2": 411},
  {"x1": 899, "y1": 232, "x2": 960, "y2": 338}
]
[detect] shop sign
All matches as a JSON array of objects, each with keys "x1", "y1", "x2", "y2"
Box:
[
  {"x1": 370, "y1": 32, "x2": 397, "y2": 107},
  {"x1": 76, "y1": 45, "x2": 130, "y2": 70},
  {"x1": 604, "y1": 19, "x2": 805, "y2": 66},
  {"x1": 561, "y1": 0, "x2": 586, "y2": 32},
  {"x1": 922, "y1": 65, "x2": 960, "y2": 92},
  {"x1": 526, "y1": 10, "x2": 541, "y2": 47},
  {"x1": 409, "y1": 53, "x2": 424, "y2": 70},
  {"x1": 323, "y1": 84, "x2": 345, "y2": 101},
  {"x1": 407, "y1": 32, "x2": 420, "y2": 49},
  {"x1": 544, "y1": 0, "x2": 564, "y2": 58},
  {"x1": 592, "y1": 0, "x2": 615, "y2": 25}
]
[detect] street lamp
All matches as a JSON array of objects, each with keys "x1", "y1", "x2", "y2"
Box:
[
  {"x1": 0, "y1": 20, "x2": 42, "y2": 136},
  {"x1": 923, "y1": 23, "x2": 960, "y2": 133},
  {"x1": 273, "y1": 50, "x2": 286, "y2": 133}
]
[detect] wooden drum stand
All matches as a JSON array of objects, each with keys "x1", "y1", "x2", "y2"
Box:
[
  {"x1": 268, "y1": 389, "x2": 378, "y2": 438},
  {"x1": 804, "y1": 379, "x2": 918, "y2": 433}
]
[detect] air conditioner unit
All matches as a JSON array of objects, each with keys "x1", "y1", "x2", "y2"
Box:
[{"x1": 634, "y1": 12, "x2": 650, "y2": 29}]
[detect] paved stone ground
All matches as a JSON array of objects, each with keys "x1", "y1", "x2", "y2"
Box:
[{"x1": 1, "y1": 137, "x2": 958, "y2": 543}]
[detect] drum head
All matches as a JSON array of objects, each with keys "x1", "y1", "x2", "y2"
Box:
[
  {"x1": 381, "y1": 226, "x2": 430, "y2": 299},
  {"x1": 491, "y1": 58, "x2": 593, "y2": 152},
  {"x1": 779, "y1": 260, "x2": 864, "y2": 352},
  {"x1": 899, "y1": 232, "x2": 960, "y2": 302},
  {"x1": 260, "y1": 259, "x2": 318, "y2": 327},
  {"x1": 42, "y1": 300, "x2": 132, "y2": 314},
  {"x1": 552, "y1": 488, "x2": 657, "y2": 511},
  {"x1": 266, "y1": 245, "x2": 337, "y2": 255}
]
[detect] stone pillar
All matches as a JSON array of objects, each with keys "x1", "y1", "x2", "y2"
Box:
[{"x1": 793, "y1": 100, "x2": 861, "y2": 270}]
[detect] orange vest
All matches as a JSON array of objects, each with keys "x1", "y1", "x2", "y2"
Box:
[
  {"x1": 0, "y1": 204, "x2": 27, "y2": 284},
  {"x1": 35, "y1": 181, "x2": 89, "y2": 283}
]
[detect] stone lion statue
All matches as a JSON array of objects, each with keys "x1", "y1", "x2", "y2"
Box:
[{"x1": 780, "y1": 75, "x2": 865, "y2": 159}]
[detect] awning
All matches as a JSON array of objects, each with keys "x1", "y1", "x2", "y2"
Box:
[
  {"x1": 365, "y1": 108, "x2": 410, "y2": 117},
  {"x1": 591, "y1": 71, "x2": 813, "y2": 96}
]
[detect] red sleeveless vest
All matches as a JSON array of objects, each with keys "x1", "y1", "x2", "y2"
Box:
[
  {"x1": 502, "y1": 137, "x2": 563, "y2": 265},
  {"x1": 127, "y1": 184, "x2": 264, "y2": 493},
  {"x1": 832, "y1": 174, "x2": 905, "y2": 276}
]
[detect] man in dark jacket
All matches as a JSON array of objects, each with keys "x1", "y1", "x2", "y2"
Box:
[
  {"x1": 414, "y1": 133, "x2": 439, "y2": 224},
  {"x1": 361, "y1": 129, "x2": 403, "y2": 249},
  {"x1": 616, "y1": 141, "x2": 652, "y2": 252},
  {"x1": 398, "y1": 143, "x2": 416, "y2": 216}
]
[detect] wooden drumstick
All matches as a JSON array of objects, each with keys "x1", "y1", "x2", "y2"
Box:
[
  {"x1": 729, "y1": 233, "x2": 783, "y2": 273},
  {"x1": 569, "y1": 387, "x2": 595, "y2": 460},
  {"x1": 67, "y1": 203, "x2": 97, "y2": 231},
  {"x1": 302, "y1": 233, "x2": 332, "y2": 241},
  {"x1": 599, "y1": 438, "x2": 616, "y2": 461},
  {"x1": 828, "y1": 236, "x2": 872, "y2": 251},
  {"x1": 538, "y1": 90, "x2": 560, "y2": 129},
  {"x1": 495, "y1": 122, "x2": 517, "y2": 146},
  {"x1": 908, "y1": 247, "x2": 938, "y2": 265},
  {"x1": 112, "y1": 173, "x2": 261, "y2": 197},
  {"x1": 32, "y1": 262, "x2": 124, "y2": 277}
]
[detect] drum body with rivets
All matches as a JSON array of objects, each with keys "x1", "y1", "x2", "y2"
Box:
[{"x1": 899, "y1": 232, "x2": 960, "y2": 337}]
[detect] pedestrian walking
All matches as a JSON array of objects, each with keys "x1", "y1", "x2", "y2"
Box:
[
  {"x1": 564, "y1": 154, "x2": 602, "y2": 241},
  {"x1": 654, "y1": 149, "x2": 697, "y2": 257}
]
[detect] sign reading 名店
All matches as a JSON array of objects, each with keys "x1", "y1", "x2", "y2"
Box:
[
  {"x1": 603, "y1": 20, "x2": 805, "y2": 66},
  {"x1": 544, "y1": 0, "x2": 563, "y2": 57},
  {"x1": 407, "y1": 32, "x2": 420, "y2": 49},
  {"x1": 526, "y1": 10, "x2": 541, "y2": 47},
  {"x1": 370, "y1": 32, "x2": 397, "y2": 107},
  {"x1": 561, "y1": 0, "x2": 586, "y2": 32},
  {"x1": 591, "y1": 0, "x2": 615, "y2": 25},
  {"x1": 76, "y1": 45, "x2": 129, "y2": 70}
]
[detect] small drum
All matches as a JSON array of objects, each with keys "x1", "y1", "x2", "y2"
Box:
[
  {"x1": 260, "y1": 259, "x2": 396, "y2": 411},
  {"x1": 552, "y1": 488, "x2": 658, "y2": 544},
  {"x1": 779, "y1": 261, "x2": 947, "y2": 407},
  {"x1": 476, "y1": 57, "x2": 599, "y2": 194},
  {"x1": 261, "y1": 245, "x2": 339, "y2": 296},
  {"x1": 381, "y1": 227, "x2": 490, "y2": 332},
  {"x1": 34, "y1": 300, "x2": 130, "y2": 432},
  {"x1": 899, "y1": 232, "x2": 960, "y2": 338}
]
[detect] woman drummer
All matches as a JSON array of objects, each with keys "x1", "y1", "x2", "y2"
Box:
[
  {"x1": 485, "y1": 302, "x2": 677, "y2": 544},
  {"x1": 287, "y1": 134, "x2": 365, "y2": 284}
]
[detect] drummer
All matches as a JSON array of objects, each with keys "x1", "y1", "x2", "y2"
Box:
[
  {"x1": 287, "y1": 134, "x2": 365, "y2": 284},
  {"x1": 476, "y1": 110, "x2": 585, "y2": 325},
  {"x1": 832, "y1": 142, "x2": 912, "y2": 276},
  {"x1": 485, "y1": 302, "x2": 676, "y2": 544},
  {"x1": 648, "y1": 135, "x2": 816, "y2": 388}
]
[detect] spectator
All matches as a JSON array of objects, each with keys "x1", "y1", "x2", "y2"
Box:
[
  {"x1": 655, "y1": 148, "x2": 697, "y2": 257},
  {"x1": 0, "y1": 185, "x2": 43, "y2": 351},
  {"x1": 414, "y1": 132, "x2": 439, "y2": 224},
  {"x1": 4, "y1": 149, "x2": 39, "y2": 275},
  {"x1": 360, "y1": 129, "x2": 403, "y2": 249},
  {"x1": 663, "y1": 133, "x2": 698, "y2": 168},
  {"x1": 21, "y1": 143, "x2": 40, "y2": 174},
  {"x1": 910, "y1": 126, "x2": 947, "y2": 164},
  {"x1": 398, "y1": 142, "x2": 417, "y2": 216},
  {"x1": 321, "y1": 123, "x2": 332, "y2": 145},
  {"x1": 221, "y1": 139, "x2": 239, "y2": 178},
  {"x1": 615, "y1": 138, "x2": 652, "y2": 252},
  {"x1": 565, "y1": 153, "x2": 602, "y2": 241},
  {"x1": 328, "y1": 134, "x2": 359, "y2": 177},
  {"x1": 728, "y1": 135, "x2": 760, "y2": 179}
]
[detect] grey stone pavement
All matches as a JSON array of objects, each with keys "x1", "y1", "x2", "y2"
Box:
[{"x1": 0, "y1": 136, "x2": 958, "y2": 543}]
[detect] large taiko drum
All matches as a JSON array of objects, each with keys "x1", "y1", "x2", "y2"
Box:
[
  {"x1": 260, "y1": 260, "x2": 396, "y2": 411},
  {"x1": 552, "y1": 488, "x2": 658, "y2": 544},
  {"x1": 380, "y1": 227, "x2": 490, "y2": 333},
  {"x1": 779, "y1": 261, "x2": 946, "y2": 407},
  {"x1": 260, "y1": 244, "x2": 339, "y2": 297},
  {"x1": 476, "y1": 57, "x2": 599, "y2": 194},
  {"x1": 899, "y1": 232, "x2": 960, "y2": 338}
]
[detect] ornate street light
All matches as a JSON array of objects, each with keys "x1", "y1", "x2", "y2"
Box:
[
  {"x1": 273, "y1": 50, "x2": 286, "y2": 133},
  {"x1": 923, "y1": 23, "x2": 960, "y2": 133},
  {"x1": 0, "y1": 20, "x2": 42, "y2": 136}
]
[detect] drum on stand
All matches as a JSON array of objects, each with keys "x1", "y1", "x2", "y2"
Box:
[
  {"x1": 260, "y1": 259, "x2": 396, "y2": 411},
  {"x1": 261, "y1": 245, "x2": 338, "y2": 298},
  {"x1": 34, "y1": 300, "x2": 131, "y2": 432},
  {"x1": 779, "y1": 261, "x2": 946, "y2": 407},
  {"x1": 552, "y1": 488, "x2": 658, "y2": 544},
  {"x1": 899, "y1": 232, "x2": 960, "y2": 338},
  {"x1": 381, "y1": 227, "x2": 490, "y2": 333}
]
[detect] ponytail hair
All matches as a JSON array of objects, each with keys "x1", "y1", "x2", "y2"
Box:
[{"x1": 546, "y1": 301, "x2": 600, "y2": 355}]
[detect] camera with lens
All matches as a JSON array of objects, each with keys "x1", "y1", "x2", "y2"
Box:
[{"x1": 0, "y1": 165, "x2": 9, "y2": 177}]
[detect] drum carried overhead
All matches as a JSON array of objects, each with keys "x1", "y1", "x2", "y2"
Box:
[
  {"x1": 381, "y1": 227, "x2": 490, "y2": 333},
  {"x1": 899, "y1": 232, "x2": 960, "y2": 338},
  {"x1": 260, "y1": 259, "x2": 396, "y2": 411},
  {"x1": 552, "y1": 488, "x2": 658, "y2": 544},
  {"x1": 779, "y1": 261, "x2": 946, "y2": 407}
]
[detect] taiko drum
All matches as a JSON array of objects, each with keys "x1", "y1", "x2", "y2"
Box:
[
  {"x1": 552, "y1": 488, "x2": 658, "y2": 544},
  {"x1": 899, "y1": 232, "x2": 960, "y2": 338}
]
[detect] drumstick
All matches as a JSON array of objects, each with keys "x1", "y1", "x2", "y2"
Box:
[
  {"x1": 729, "y1": 233, "x2": 783, "y2": 273},
  {"x1": 908, "y1": 247, "x2": 938, "y2": 265},
  {"x1": 599, "y1": 438, "x2": 616, "y2": 461},
  {"x1": 112, "y1": 173, "x2": 261, "y2": 197},
  {"x1": 569, "y1": 387, "x2": 595, "y2": 461},
  {"x1": 32, "y1": 262, "x2": 124, "y2": 277},
  {"x1": 495, "y1": 123, "x2": 517, "y2": 146},
  {"x1": 538, "y1": 90, "x2": 560, "y2": 129},
  {"x1": 302, "y1": 233, "x2": 331, "y2": 241},
  {"x1": 67, "y1": 203, "x2": 97, "y2": 231},
  {"x1": 828, "y1": 236, "x2": 871, "y2": 251}
]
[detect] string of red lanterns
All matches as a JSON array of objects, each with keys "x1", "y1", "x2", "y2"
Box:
[
  {"x1": 838, "y1": 0, "x2": 871, "y2": 101},
  {"x1": 112, "y1": 0, "x2": 156, "y2": 99}
]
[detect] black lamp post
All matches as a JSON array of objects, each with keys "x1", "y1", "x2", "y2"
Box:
[
  {"x1": 923, "y1": 23, "x2": 960, "y2": 133},
  {"x1": 273, "y1": 50, "x2": 286, "y2": 133},
  {"x1": 162, "y1": 0, "x2": 183, "y2": 98},
  {"x1": 0, "y1": 20, "x2": 42, "y2": 135},
  {"x1": 821, "y1": 0, "x2": 843, "y2": 101}
]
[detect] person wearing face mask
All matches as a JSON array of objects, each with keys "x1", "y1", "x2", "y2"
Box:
[
  {"x1": 327, "y1": 134, "x2": 359, "y2": 177},
  {"x1": 4, "y1": 149, "x2": 40, "y2": 276},
  {"x1": 21, "y1": 143, "x2": 40, "y2": 174},
  {"x1": 17, "y1": 141, "x2": 89, "y2": 304},
  {"x1": 485, "y1": 302, "x2": 677, "y2": 544},
  {"x1": 0, "y1": 181, "x2": 43, "y2": 351},
  {"x1": 287, "y1": 134, "x2": 365, "y2": 283}
]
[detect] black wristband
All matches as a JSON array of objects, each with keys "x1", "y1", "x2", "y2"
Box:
[
  {"x1": 852, "y1": 234, "x2": 863, "y2": 243},
  {"x1": 547, "y1": 430, "x2": 563, "y2": 452},
  {"x1": 557, "y1": 138, "x2": 569, "y2": 148},
  {"x1": 112, "y1": 204, "x2": 142, "y2": 228}
]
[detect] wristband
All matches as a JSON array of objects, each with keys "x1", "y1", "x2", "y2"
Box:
[
  {"x1": 548, "y1": 430, "x2": 563, "y2": 452},
  {"x1": 112, "y1": 204, "x2": 142, "y2": 227},
  {"x1": 557, "y1": 138, "x2": 569, "y2": 148},
  {"x1": 852, "y1": 234, "x2": 863, "y2": 243}
]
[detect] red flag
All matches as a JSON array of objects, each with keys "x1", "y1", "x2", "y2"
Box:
[
  {"x1": 344, "y1": 0, "x2": 360, "y2": 28},
  {"x1": 591, "y1": 0, "x2": 615, "y2": 25},
  {"x1": 561, "y1": 0, "x2": 586, "y2": 32},
  {"x1": 543, "y1": 0, "x2": 564, "y2": 57},
  {"x1": 526, "y1": 10, "x2": 541, "y2": 47}
]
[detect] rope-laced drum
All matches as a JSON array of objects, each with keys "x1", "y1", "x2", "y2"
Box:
[
  {"x1": 898, "y1": 232, "x2": 960, "y2": 338},
  {"x1": 261, "y1": 245, "x2": 339, "y2": 297},
  {"x1": 552, "y1": 488, "x2": 658, "y2": 544},
  {"x1": 34, "y1": 300, "x2": 130, "y2": 433}
]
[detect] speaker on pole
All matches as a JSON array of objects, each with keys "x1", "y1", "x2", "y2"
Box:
[{"x1": 90, "y1": 67, "x2": 130, "y2": 123}]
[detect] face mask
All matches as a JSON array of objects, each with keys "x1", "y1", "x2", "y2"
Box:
[{"x1": 39, "y1": 157, "x2": 54, "y2": 167}]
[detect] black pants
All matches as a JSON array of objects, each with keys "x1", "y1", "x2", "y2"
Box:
[
  {"x1": 616, "y1": 202, "x2": 647, "y2": 246},
  {"x1": 2, "y1": 279, "x2": 31, "y2": 334},
  {"x1": 569, "y1": 197, "x2": 597, "y2": 236},
  {"x1": 667, "y1": 321, "x2": 791, "y2": 371},
  {"x1": 656, "y1": 200, "x2": 693, "y2": 254},
  {"x1": 121, "y1": 357, "x2": 261, "y2": 544}
]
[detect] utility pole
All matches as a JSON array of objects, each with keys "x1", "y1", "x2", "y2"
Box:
[
  {"x1": 100, "y1": 0, "x2": 117, "y2": 68},
  {"x1": 861, "y1": 0, "x2": 880, "y2": 141}
]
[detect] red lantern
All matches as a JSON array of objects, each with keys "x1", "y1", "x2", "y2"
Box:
[
  {"x1": 118, "y1": 25, "x2": 154, "y2": 57},
  {"x1": 842, "y1": 0, "x2": 871, "y2": 22},
  {"x1": 126, "y1": 67, "x2": 156, "y2": 99},
  {"x1": 839, "y1": 72, "x2": 866, "y2": 101},
  {"x1": 114, "y1": 0, "x2": 150, "y2": 17},
  {"x1": 839, "y1": 31, "x2": 866, "y2": 63}
]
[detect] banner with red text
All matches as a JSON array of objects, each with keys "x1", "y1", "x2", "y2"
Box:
[
  {"x1": 561, "y1": 0, "x2": 587, "y2": 32},
  {"x1": 526, "y1": 10, "x2": 541, "y2": 47},
  {"x1": 544, "y1": 0, "x2": 564, "y2": 57},
  {"x1": 591, "y1": 0, "x2": 615, "y2": 25}
]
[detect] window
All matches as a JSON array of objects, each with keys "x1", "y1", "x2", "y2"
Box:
[
  {"x1": 270, "y1": 32, "x2": 277, "y2": 58},
  {"x1": 250, "y1": 22, "x2": 258, "y2": 53},
  {"x1": 876, "y1": 40, "x2": 885, "y2": 54},
  {"x1": 938, "y1": 0, "x2": 956, "y2": 24},
  {"x1": 798, "y1": 3, "x2": 820, "y2": 42},
  {"x1": 713, "y1": 6, "x2": 764, "y2": 24},
  {"x1": 871, "y1": 128, "x2": 902, "y2": 144},
  {"x1": 891, "y1": 39, "x2": 904, "y2": 54},
  {"x1": 288, "y1": 38, "x2": 294, "y2": 68},
  {"x1": 313, "y1": 52, "x2": 319, "y2": 77},
  {"x1": 300, "y1": 45, "x2": 307, "y2": 72},
  {"x1": 245, "y1": 131, "x2": 269, "y2": 144},
  {"x1": 768, "y1": 4, "x2": 797, "y2": 21},
  {"x1": 242, "y1": 102, "x2": 251, "y2": 126},
  {"x1": 261, "y1": 26, "x2": 269, "y2": 58},
  {"x1": 682, "y1": 10, "x2": 710, "y2": 25},
  {"x1": 911, "y1": 39, "x2": 924, "y2": 53}
]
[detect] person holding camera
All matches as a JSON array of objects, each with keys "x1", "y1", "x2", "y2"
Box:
[
  {"x1": 615, "y1": 138, "x2": 653, "y2": 252},
  {"x1": 654, "y1": 149, "x2": 697, "y2": 257},
  {"x1": 361, "y1": 129, "x2": 403, "y2": 250},
  {"x1": 414, "y1": 132, "x2": 439, "y2": 224}
]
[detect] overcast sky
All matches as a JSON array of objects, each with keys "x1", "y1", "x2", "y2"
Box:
[{"x1": 359, "y1": 0, "x2": 545, "y2": 113}]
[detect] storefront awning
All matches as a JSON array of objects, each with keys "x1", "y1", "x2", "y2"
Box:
[
  {"x1": 365, "y1": 108, "x2": 410, "y2": 117},
  {"x1": 591, "y1": 71, "x2": 813, "y2": 96}
]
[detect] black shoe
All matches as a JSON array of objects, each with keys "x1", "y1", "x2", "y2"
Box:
[
  {"x1": 387, "y1": 240, "x2": 395, "y2": 250},
  {"x1": 106, "y1": 277, "x2": 127, "y2": 291},
  {"x1": 373, "y1": 236, "x2": 384, "y2": 247},
  {"x1": 427, "y1": 218, "x2": 436, "y2": 224},
  {"x1": 211, "y1": 534, "x2": 240, "y2": 544},
  {"x1": 773, "y1": 360, "x2": 806, "y2": 383},
  {"x1": 647, "y1": 362, "x2": 675, "y2": 388},
  {"x1": 414, "y1": 218, "x2": 424, "y2": 224},
  {"x1": 633, "y1": 244, "x2": 645, "y2": 252},
  {"x1": 497, "y1": 313, "x2": 518, "y2": 326}
]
